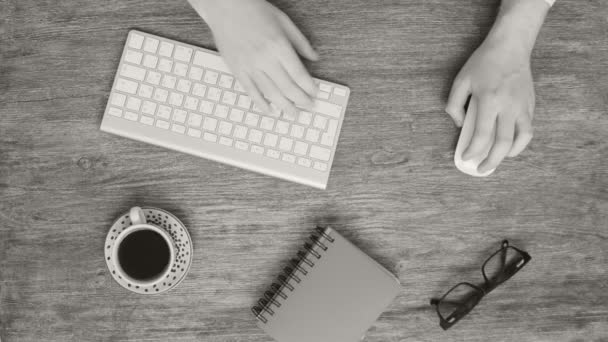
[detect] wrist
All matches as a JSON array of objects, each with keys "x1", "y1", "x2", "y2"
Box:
[{"x1": 486, "y1": 0, "x2": 549, "y2": 56}]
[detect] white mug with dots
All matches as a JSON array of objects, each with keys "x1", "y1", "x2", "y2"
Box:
[{"x1": 105, "y1": 206, "x2": 193, "y2": 294}]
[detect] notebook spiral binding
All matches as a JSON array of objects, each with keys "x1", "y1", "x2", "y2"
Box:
[{"x1": 251, "y1": 227, "x2": 335, "y2": 324}]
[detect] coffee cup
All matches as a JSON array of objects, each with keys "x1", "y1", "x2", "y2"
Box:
[{"x1": 109, "y1": 207, "x2": 176, "y2": 286}]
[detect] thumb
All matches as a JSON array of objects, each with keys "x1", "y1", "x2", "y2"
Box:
[
  {"x1": 277, "y1": 12, "x2": 319, "y2": 61},
  {"x1": 445, "y1": 75, "x2": 470, "y2": 127}
]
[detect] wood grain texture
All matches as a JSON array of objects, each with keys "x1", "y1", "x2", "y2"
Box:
[{"x1": 1, "y1": 0, "x2": 607, "y2": 341}]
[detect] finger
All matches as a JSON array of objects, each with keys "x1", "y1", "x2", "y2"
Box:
[
  {"x1": 462, "y1": 95, "x2": 499, "y2": 160},
  {"x1": 508, "y1": 117, "x2": 533, "y2": 157},
  {"x1": 266, "y1": 56, "x2": 313, "y2": 108},
  {"x1": 445, "y1": 75, "x2": 470, "y2": 127},
  {"x1": 478, "y1": 114, "x2": 515, "y2": 173},
  {"x1": 277, "y1": 12, "x2": 319, "y2": 61},
  {"x1": 238, "y1": 72, "x2": 270, "y2": 113},
  {"x1": 277, "y1": 44, "x2": 317, "y2": 97},
  {"x1": 253, "y1": 70, "x2": 298, "y2": 115}
]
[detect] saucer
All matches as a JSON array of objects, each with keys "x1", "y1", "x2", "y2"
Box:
[{"x1": 104, "y1": 207, "x2": 193, "y2": 294}]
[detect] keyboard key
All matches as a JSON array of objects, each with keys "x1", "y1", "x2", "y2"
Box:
[
  {"x1": 203, "y1": 117, "x2": 218, "y2": 131},
  {"x1": 237, "y1": 95, "x2": 251, "y2": 109},
  {"x1": 174, "y1": 45, "x2": 192, "y2": 62},
  {"x1": 275, "y1": 120, "x2": 289, "y2": 134},
  {"x1": 116, "y1": 78, "x2": 138, "y2": 94},
  {"x1": 245, "y1": 113, "x2": 260, "y2": 127},
  {"x1": 153, "y1": 88, "x2": 168, "y2": 102},
  {"x1": 282, "y1": 110, "x2": 296, "y2": 121},
  {"x1": 298, "y1": 111, "x2": 312, "y2": 125},
  {"x1": 269, "y1": 104, "x2": 282, "y2": 118},
  {"x1": 218, "y1": 75, "x2": 234, "y2": 88},
  {"x1": 214, "y1": 104, "x2": 229, "y2": 118},
  {"x1": 313, "y1": 100, "x2": 342, "y2": 118},
  {"x1": 333, "y1": 87, "x2": 347, "y2": 96},
  {"x1": 305, "y1": 128, "x2": 320, "y2": 143},
  {"x1": 279, "y1": 137, "x2": 293, "y2": 151},
  {"x1": 172, "y1": 124, "x2": 186, "y2": 134},
  {"x1": 313, "y1": 115, "x2": 327, "y2": 130},
  {"x1": 125, "y1": 50, "x2": 143, "y2": 65},
  {"x1": 252, "y1": 103, "x2": 263, "y2": 113},
  {"x1": 218, "y1": 121, "x2": 233, "y2": 135},
  {"x1": 200, "y1": 100, "x2": 214, "y2": 114},
  {"x1": 157, "y1": 105, "x2": 171, "y2": 119},
  {"x1": 207, "y1": 87, "x2": 221, "y2": 101},
  {"x1": 249, "y1": 129, "x2": 263, "y2": 143},
  {"x1": 192, "y1": 83, "x2": 207, "y2": 97},
  {"x1": 233, "y1": 125, "x2": 248, "y2": 139},
  {"x1": 187, "y1": 113, "x2": 202, "y2": 127},
  {"x1": 189, "y1": 66, "x2": 204, "y2": 81},
  {"x1": 309, "y1": 145, "x2": 331, "y2": 161},
  {"x1": 128, "y1": 32, "x2": 144, "y2": 49},
  {"x1": 251, "y1": 145, "x2": 264, "y2": 154},
  {"x1": 159, "y1": 41, "x2": 174, "y2": 57},
  {"x1": 141, "y1": 101, "x2": 156, "y2": 115},
  {"x1": 221, "y1": 91, "x2": 237, "y2": 105},
  {"x1": 138, "y1": 84, "x2": 153, "y2": 98},
  {"x1": 219, "y1": 136, "x2": 233, "y2": 146},
  {"x1": 193, "y1": 51, "x2": 207, "y2": 66},
  {"x1": 313, "y1": 162, "x2": 328, "y2": 171},
  {"x1": 172, "y1": 109, "x2": 187, "y2": 123},
  {"x1": 174, "y1": 62, "x2": 188, "y2": 77},
  {"x1": 298, "y1": 158, "x2": 312, "y2": 168},
  {"x1": 266, "y1": 149, "x2": 280, "y2": 159},
  {"x1": 187, "y1": 128, "x2": 202, "y2": 138},
  {"x1": 169, "y1": 92, "x2": 183, "y2": 106},
  {"x1": 108, "y1": 107, "x2": 122, "y2": 117},
  {"x1": 290, "y1": 125, "x2": 305, "y2": 139},
  {"x1": 260, "y1": 117, "x2": 275, "y2": 131},
  {"x1": 282, "y1": 154, "x2": 296, "y2": 163},
  {"x1": 140, "y1": 115, "x2": 154, "y2": 125},
  {"x1": 319, "y1": 83, "x2": 332, "y2": 93},
  {"x1": 125, "y1": 111, "x2": 139, "y2": 121},
  {"x1": 121, "y1": 64, "x2": 146, "y2": 81},
  {"x1": 229, "y1": 108, "x2": 244, "y2": 122},
  {"x1": 327, "y1": 119, "x2": 339, "y2": 135},
  {"x1": 184, "y1": 96, "x2": 199, "y2": 110},
  {"x1": 263, "y1": 133, "x2": 278, "y2": 147},
  {"x1": 143, "y1": 37, "x2": 159, "y2": 53},
  {"x1": 293, "y1": 141, "x2": 309, "y2": 155},
  {"x1": 204, "y1": 70, "x2": 219, "y2": 84},
  {"x1": 161, "y1": 75, "x2": 176, "y2": 88},
  {"x1": 143, "y1": 54, "x2": 158, "y2": 68},
  {"x1": 176, "y1": 79, "x2": 192, "y2": 93},
  {"x1": 318, "y1": 91, "x2": 330, "y2": 100},
  {"x1": 158, "y1": 58, "x2": 173, "y2": 72},
  {"x1": 126, "y1": 97, "x2": 141, "y2": 111},
  {"x1": 156, "y1": 120, "x2": 170, "y2": 129},
  {"x1": 146, "y1": 71, "x2": 161, "y2": 85},
  {"x1": 235, "y1": 141, "x2": 249, "y2": 150},
  {"x1": 111, "y1": 93, "x2": 126, "y2": 107},
  {"x1": 320, "y1": 133, "x2": 335, "y2": 146},
  {"x1": 203, "y1": 132, "x2": 218, "y2": 142}
]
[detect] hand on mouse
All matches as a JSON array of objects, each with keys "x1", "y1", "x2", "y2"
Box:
[
  {"x1": 445, "y1": 0, "x2": 549, "y2": 173},
  {"x1": 188, "y1": 0, "x2": 318, "y2": 115}
]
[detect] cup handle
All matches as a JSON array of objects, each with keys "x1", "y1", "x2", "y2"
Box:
[{"x1": 129, "y1": 207, "x2": 147, "y2": 225}]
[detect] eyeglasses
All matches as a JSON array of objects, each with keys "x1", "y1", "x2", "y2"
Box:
[{"x1": 430, "y1": 240, "x2": 531, "y2": 330}]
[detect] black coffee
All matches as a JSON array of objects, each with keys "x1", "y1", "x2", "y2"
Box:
[{"x1": 118, "y1": 230, "x2": 170, "y2": 281}]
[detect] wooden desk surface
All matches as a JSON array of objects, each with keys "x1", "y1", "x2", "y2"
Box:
[{"x1": 1, "y1": 0, "x2": 607, "y2": 341}]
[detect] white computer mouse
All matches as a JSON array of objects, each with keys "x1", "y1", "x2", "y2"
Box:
[{"x1": 453, "y1": 100, "x2": 496, "y2": 177}]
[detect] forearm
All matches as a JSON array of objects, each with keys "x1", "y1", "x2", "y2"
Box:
[{"x1": 486, "y1": 0, "x2": 550, "y2": 55}]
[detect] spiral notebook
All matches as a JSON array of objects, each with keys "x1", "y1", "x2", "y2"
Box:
[{"x1": 252, "y1": 227, "x2": 401, "y2": 342}]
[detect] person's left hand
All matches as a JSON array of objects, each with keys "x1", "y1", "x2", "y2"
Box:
[{"x1": 445, "y1": 37, "x2": 535, "y2": 173}]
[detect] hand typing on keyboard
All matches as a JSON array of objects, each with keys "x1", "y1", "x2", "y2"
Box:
[{"x1": 188, "y1": 0, "x2": 319, "y2": 116}]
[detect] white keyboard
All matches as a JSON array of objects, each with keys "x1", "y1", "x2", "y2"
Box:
[{"x1": 101, "y1": 30, "x2": 350, "y2": 189}]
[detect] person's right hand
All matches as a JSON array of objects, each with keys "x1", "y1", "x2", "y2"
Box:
[{"x1": 190, "y1": 0, "x2": 319, "y2": 115}]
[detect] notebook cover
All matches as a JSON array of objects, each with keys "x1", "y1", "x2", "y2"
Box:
[{"x1": 255, "y1": 227, "x2": 401, "y2": 342}]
